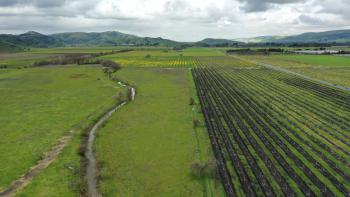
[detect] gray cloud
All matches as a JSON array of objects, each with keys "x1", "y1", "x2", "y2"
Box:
[
  {"x1": 316, "y1": 0, "x2": 350, "y2": 20},
  {"x1": 0, "y1": 0, "x2": 349, "y2": 41},
  {"x1": 238, "y1": 0, "x2": 305, "y2": 12},
  {"x1": 0, "y1": 0, "x2": 68, "y2": 8},
  {"x1": 298, "y1": 14, "x2": 325, "y2": 25}
]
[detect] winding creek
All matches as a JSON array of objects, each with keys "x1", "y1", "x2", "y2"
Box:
[{"x1": 85, "y1": 82, "x2": 135, "y2": 197}]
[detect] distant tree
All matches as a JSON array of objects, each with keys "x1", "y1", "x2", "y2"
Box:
[
  {"x1": 101, "y1": 60, "x2": 121, "y2": 71},
  {"x1": 102, "y1": 67, "x2": 114, "y2": 79}
]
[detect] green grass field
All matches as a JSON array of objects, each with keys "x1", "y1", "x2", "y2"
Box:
[
  {"x1": 0, "y1": 65, "x2": 125, "y2": 192},
  {"x1": 0, "y1": 53, "x2": 59, "y2": 68},
  {"x1": 16, "y1": 128, "x2": 82, "y2": 197},
  {"x1": 0, "y1": 47, "x2": 224, "y2": 196},
  {"x1": 273, "y1": 55, "x2": 350, "y2": 68},
  {"x1": 1, "y1": 46, "x2": 350, "y2": 197},
  {"x1": 241, "y1": 54, "x2": 350, "y2": 87},
  {"x1": 94, "y1": 67, "x2": 223, "y2": 196}
]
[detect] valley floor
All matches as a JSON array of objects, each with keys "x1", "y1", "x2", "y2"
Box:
[
  {"x1": 95, "y1": 67, "x2": 223, "y2": 196},
  {"x1": 1, "y1": 47, "x2": 350, "y2": 197}
]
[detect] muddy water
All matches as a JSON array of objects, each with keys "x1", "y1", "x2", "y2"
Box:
[
  {"x1": 130, "y1": 87, "x2": 135, "y2": 101},
  {"x1": 86, "y1": 85, "x2": 135, "y2": 197}
]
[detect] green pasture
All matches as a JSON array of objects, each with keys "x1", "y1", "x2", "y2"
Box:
[
  {"x1": 1, "y1": 46, "x2": 349, "y2": 197},
  {"x1": 0, "y1": 65, "x2": 125, "y2": 192},
  {"x1": 94, "y1": 67, "x2": 223, "y2": 196},
  {"x1": 0, "y1": 53, "x2": 58, "y2": 68},
  {"x1": 240, "y1": 54, "x2": 350, "y2": 87}
]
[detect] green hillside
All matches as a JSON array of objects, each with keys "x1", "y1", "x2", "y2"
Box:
[
  {"x1": 196, "y1": 38, "x2": 241, "y2": 46},
  {"x1": 0, "y1": 31, "x2": 182, "y2": 48},
  {"x1": 0, "y1": 41, "x2": 24, "y2": 52},
  {"x1": 236, "y1": 29, "x2": 350, "y2": 43}
]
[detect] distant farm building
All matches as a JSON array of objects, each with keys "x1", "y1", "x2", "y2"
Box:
[{"x1": 294, "y1": 50, "x2": 339, "y2": 55}]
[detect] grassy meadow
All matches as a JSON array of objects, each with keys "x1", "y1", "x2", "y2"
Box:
[
  {"x1": 94, "y1": 67, "x2": 223, "y2": 196},
  {"x1": 1, "y1": 45, "x2": 349, "y2": 196},
  {"x1": 0, "y1": 47, "x2": 224, "y2": 196},
  {"x1": 0, "y1": 53, "x2": 59, "y2": 68},
  {"x1": 0, "y1": 65, "x2": 126, "y2": 192},
  {"x1": 241, "y1": 54, "x2": 350, "y2": 87}
]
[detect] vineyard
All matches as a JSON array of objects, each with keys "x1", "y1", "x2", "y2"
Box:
[{"x1": 192, "y1": 57, "x2": 350, "y2": 196}]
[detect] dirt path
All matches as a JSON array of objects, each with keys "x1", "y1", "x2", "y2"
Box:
[
  {"x1": 0, "y1": 130, "x2": 75, "y2": 197},
  {"x1": 85, "y1": 83, "x2": 135, "y2": 197},
  {"x1": 0, "y1": 82, "x2": 135, "y2": 197}
]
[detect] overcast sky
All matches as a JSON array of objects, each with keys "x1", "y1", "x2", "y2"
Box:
[{"x1": 0, "y1": 0, "x2": 349, "y2": 41}]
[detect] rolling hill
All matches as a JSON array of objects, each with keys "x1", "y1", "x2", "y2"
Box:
[
  {"x1": 51, "y1": 31, "x2": 180, "y2": 46},
  {"x1": 235, "y1": 29, "x2": 350, "y2": 43},
  {"x1": 196, "y1": 38, "x2": 241, "y2": 46},
  {"x1": 0, "y1": 31, "x2": 182, "y2": 49},
  {"x1": 0, "y1": 29, "x2": 349, "y2": 51},
  {"x1": 0, "y1": 41, "x2": 24, "y2": 52},
  {"x1": 0, "y1": 31, "x2": 63, "y2": 48}
]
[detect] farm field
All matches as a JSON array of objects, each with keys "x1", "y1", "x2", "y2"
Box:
[
  {"x1": 0, "y1": 46, "x2": 141, "y2": 68},
  {"x1": 0, "y1": 65, "x2": 127, "y2": 194},
  {"x1": 0, "y1": 46, "x2": 350, "y2": 197},
  {"x1": 99, "y1": 48, "x2": 223, "y2": 67},
  {"x1": 242, "y1": 54, "x2": 350, "y2": 87},
  {"x1": 94, "y1": 67, "x2": 223, "y2": 196},
  {"x1": 192, "y1": 57, "x2": 350, "y2": 196},
  {"x1": 0, "y1": 53, "x2": 60, "y2": 68},
  {"x1": 1, "y1": 0, "x2": 350, "y2": 195}
]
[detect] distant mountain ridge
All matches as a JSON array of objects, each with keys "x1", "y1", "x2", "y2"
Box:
[
  {"x1": 274, "y1": 29, "x2": 350, "y2": 43},
  {"x1": 0, "y1": 31, "x2": 182, "y2": 48},
  {"x1": 0, "y1": 29, "x2": 349, "y2": 50},
  {"x1": 0, "y1": 31, "x2": 61, "y2": 48},
  {"x1": 51, "y1": 31, "x2": 180, "y2": 46},
  {"x1": 195, "y1": 38, "x2": 242, "y2": 47},
  {"x1": 235, "y1": 29, "x2": 350, "y2": 43},
  {"x1": 0, "y1": 41, "x2": 24, "y2": 52}
]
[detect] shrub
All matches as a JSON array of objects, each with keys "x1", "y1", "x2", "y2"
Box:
[
  {"x1": 189, "y1": 97, "x2": 195, "y2": 105},
  {"x1": 113, "y1": 92, "x2": 124, "y2": 102},
  {"x1": 202, "y1": 159, "x2": 217, "y2": 177},
  {"x1": 190, "y1": 160, "x2": 217, "y2": 178},
  {"x1": 77, "y1": 144, "x2": 87, "y2": 156},
  {"x1": 145, "y1": 54, "x2": 151, "y2": 58},
  {"x1": 101, "y1": 60, "x2": 121, "y2": 71},
  {"x1": 193, "y1": 119, "x2": 200, "y2": 128},
  {"x1": 190, "y1": 162, "x2": 204, "y2": 177},
  {"x1": 102, "y1": 67, "x2": 114, "y2": 79}
]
